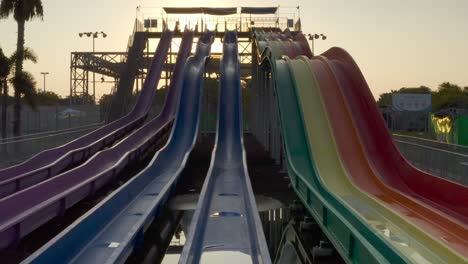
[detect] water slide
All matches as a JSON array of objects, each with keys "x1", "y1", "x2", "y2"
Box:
[
  {"x1": 254, "y1": 32, "x2": 404, "y2": 262},
  {"x1": 0, "y1": 30, "x2": 193, "y2": 250},
  {"x1": 0, "y1": 30, "x2": 172, "y2": 192},
  {"x1": 320, "y1": 48, "x2": 468, "y2": 222},
  {"x1": 263, "y1": 54, "x2": 402, "y2": 263},
  {"x1": 180, "y1": 31, "x2": 270, "y2": 264},
  {"x1": 2, "y1": 24, "x2": 464, "y2": 263},
  {"x1": 255, "y1": 31, "x2": 467, "y2": 263},
  {"x1": 289, "y1": 57, "x2": 464, "y2": 263},
  {"x1": 307, "y1": 50, "x2": 468, "y2": 258},
  {"x1": 256, "y1": 31, "x2": 311, "y2": 59},
  {"x1": 22, "y1": 30, "x2": 214, "y2": 264}
]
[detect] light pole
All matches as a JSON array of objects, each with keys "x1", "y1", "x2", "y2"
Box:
[
  {"x1": 78, "y1": 31, "x2": 107, "y2": 103},
  {"x1": 307, "y1": 33, "x2": 327, "y2": 55},
  {"x1": 40, "y1": 72, "x2": 49, "y2": 92}
]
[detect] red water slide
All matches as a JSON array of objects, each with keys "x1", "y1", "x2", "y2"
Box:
[
  {"x1": 321, "y1": 48, "x2": 468, "y2": 223},
  {"x1": 307, "y1": 52, "x2": 467, "y2": 256}
]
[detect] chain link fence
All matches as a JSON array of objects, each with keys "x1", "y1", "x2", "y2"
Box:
[
  {"x1": 394, "y1": 134, "x2": 468, "y2": 186},
  {"x1": 3, "y1": 105, "x2": 101, "y2": 137},
  {"x1": 0, "y1": 123, "x2": 103, "y2": 168},
  {"x1": 0, "y1": 104, "x2": 102, "y2": 168}
]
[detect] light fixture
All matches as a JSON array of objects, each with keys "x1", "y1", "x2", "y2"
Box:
[{"x1": 77, "y1": 31, "x2": 108, "y2": 103}]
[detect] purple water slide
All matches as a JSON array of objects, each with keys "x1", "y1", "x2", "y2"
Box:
[
  {"x1": 180, "y1": 31, "x2": 270, "y2": 263},
  {"x1": 0, "y1": 30, "x2": 173, "y2": 197},
  {"x1": 0, "y1": 30, "x2": 172, "y2": 179},
  {"x1": 0, "y1": 30, "x2": 194, "y2": 249},
  {"x1": 22, "y1": 30, "x2": 212, "y2": 264}
]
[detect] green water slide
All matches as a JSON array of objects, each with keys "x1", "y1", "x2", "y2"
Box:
[
  {"x1": 290, "y1": 57, "x2": 462, "y2": 263},
  {"x1": 270, "y1": 54, "x2": 464, "y2": 263},
  {"x1": 255, "y1": 30, "x2": 464, "y2": 263},
  {"x1": 267, "y1": 54, "x2": 406, "y2": 263}
]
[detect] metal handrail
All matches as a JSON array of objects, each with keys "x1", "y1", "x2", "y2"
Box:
[
  {"x1": 0, "y1": 124, "x2": 102, "y2": 145},
  {"x1": 393, "y1": 133, "x2": 468, "y2": 150},
  {"x1": 1, "y1": 122, "x2": 103, "y2": 143},
  {"x1": 394, "y1": 139, "x2": 468, "y2": 157}
]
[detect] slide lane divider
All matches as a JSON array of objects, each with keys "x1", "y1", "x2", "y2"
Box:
[
  {"x1": 22, "y1": 30, "x2": 214, "y2": 264},
  {"x1": 253, "y1": 32, "x2": 407, "y2": 263},
  {"x1": 0, "y1": 30, "x2": 176, "y2": 250},
  {"x1": 179, "y1": 31, "x2": 270, "y2": 264},
  {"x1": 0, "y1": 30, "x2": 173, "y2": 198}
]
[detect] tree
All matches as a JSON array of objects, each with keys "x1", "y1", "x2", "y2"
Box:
[
  {"x1": 433, "y1": 82, "x2": 468, "y2": 110},
  {"x1": 36, "y1": 90, "x2": 60, "y2": 105},
  {"x1": 0, "y1": 47, "x2": 10, "y2": 139},
  {"x1": 377, "y1": 83, "x2": 468, "y2": 112},
  {"x1": 0, "y1": 0, "x2": 44, "y2": 136},
  {"x1": 11, "y1": 70, "x2": 37, "y2": 109},
  {"x1": 376, "y1": 90, "x2": 396, "y2": 108},
  {"x1": 0, "y1": 47, "x2": 38, "y2": 138},
  {"x1": 438, "y1": 82, "x2": 461, "y2": 93}
]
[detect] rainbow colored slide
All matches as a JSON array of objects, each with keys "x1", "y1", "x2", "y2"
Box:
[{"x1": 254, "y1": 30, "x2": 467, "y2": 263}]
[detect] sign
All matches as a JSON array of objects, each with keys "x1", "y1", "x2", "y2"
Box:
[{"x1": 392, "y1": 94, "x2": 431, "y2": 112}]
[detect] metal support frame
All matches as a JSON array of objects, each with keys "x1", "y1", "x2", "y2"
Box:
[{"x1": 69, "y1": 52, "x2": 127, "y2": 103}]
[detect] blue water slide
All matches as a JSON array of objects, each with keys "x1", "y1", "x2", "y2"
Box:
[
  {"x1": 179, "y1": 31, "x2": 271, "y2": 264},
  {"x1": 22, "y1": 30, "x2": 215, "y2": 264}
]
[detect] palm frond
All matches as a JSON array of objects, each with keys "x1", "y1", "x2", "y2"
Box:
[
  {"x1": 0, "y1": 0, "x2": 44, "y2": 21},
  {"x1": 10, "y1": 47, "x2": 38, "y2": 64},
  {"x1": 0, "y1": 0, "x2": 14, "y2": 19},
  {"x1": 17, "y1": 0, "x2": 44, "y2": 21},
  {"x1": 0, "y1": 47, "x2": 11, "y2": 78},
  {"x1": 10, "y1": 70, "x2": 37, "y2": 109}
]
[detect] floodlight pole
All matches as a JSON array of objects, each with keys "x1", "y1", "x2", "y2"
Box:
[
  {"x1": 307, "y1": 33, "x2": 327, "y2": 55},
  {"x1": 40, "y1": 72, "x2": 49, "y2": 92},
  {"x1": 79, "y1": 31, "x2": 107, "y2": 103}
]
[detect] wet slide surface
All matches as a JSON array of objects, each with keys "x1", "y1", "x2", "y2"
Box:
[
  {"x1": 0, "y1": 30, "x2": 173, "y2": 197},
  {"x1": 257, "y1": 59, "x2": 398, "y2": 262},
  {"x1": 255, "y1": 32, "x2": 404, "y2": 263},
  {"x1": 308, "y1": 52, "x2": 468, "y2": 258},
  {"x1": 180, "y1": 31, "x2": 270, "y2": 264},
  {"x1": 23, "y1": 30, "x2": 212, "y2": 264},
  {"x1": 256, "y1": 30, "x2": 467, "y2": 262},
  {"x1": 289, "y1": 57, "x2": 464, "y2": 263},
  {"x1": 322, "y1": 48, "x2": 468, "y2": 223},
  {"x1": 0, "y1": 30, "x2": 182, "y2": 250}
]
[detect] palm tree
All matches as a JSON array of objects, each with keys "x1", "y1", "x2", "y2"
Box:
[
  {"x1": 0, "y1": 47, "x2": 10, "y2": 139},
  {"x1": 9, "y1": 46, "x2": 38, "y2": 73},
  {"x1": 0, "y1": 0, "x2": 43, "y2": 136},
  {"x1": 0, "y1": 47, "x2": 37, "y2": 138},
  {"x1": 11, "y1": 70, "x2": 37, "y2": 109}
]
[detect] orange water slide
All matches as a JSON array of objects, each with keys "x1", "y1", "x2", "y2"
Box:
[{"x1": 307, "y1": 52, "x2": 468, "y2": 257}]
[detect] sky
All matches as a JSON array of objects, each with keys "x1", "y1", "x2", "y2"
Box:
[{"x1": 0, "y1": 0, "x2": 467, "y2": 100}]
